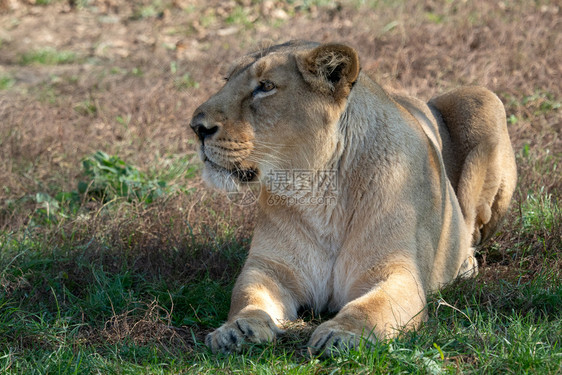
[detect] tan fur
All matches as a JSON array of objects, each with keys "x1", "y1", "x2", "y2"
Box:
[
  {"x1": 190, "y1": 41, "x2": 517, "y2": 356},
  {"x1": 428, "y1": 88, "x2": 518, "y2": 245}
]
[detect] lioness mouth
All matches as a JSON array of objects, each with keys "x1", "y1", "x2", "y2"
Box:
[
  {"x1": 202, "y1": 154, "x2": 258, "y2": 183},
  {"x1": 231, "y1": 168, "x2": 258, "y2": 182}
]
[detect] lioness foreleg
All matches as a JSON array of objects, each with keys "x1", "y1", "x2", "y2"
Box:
[
  {"x1": 205, "y1": 265, "x2": 298, "y2": 354},
  {"x1": 308, "y1": 264, "x2": 426, "y2": 356}
]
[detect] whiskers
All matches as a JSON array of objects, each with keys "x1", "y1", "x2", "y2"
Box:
[
  {"x1": 205, "y1": 137, "x2": 320, "y2": 186},
  {"x1": 244, "y1": 153, "x2": 281, "y2": 174},
  {"x1": 250, "y1": 140, "x2": 290, "y2": 171}
]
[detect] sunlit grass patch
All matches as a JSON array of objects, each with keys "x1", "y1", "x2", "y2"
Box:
[
  {"x1": 79, "y1": 151, "x2": 181, "y2": 204},
  {"x1": 27, "y1": 151, "x2": 199, "y2": 226},
  {"x1": 520, "y1": 189, "x2": 559, "y2": 233}
]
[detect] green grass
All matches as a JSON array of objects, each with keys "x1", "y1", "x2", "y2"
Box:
[
  {"x1": 0, "y1": 75, "x2": 15, "y2": 90},
  {"x1": 20, "y1": 48, "x2": 77, "y2": 66},
  {"x1": 225, "y1": 6, "x2": 255, "y2": 28},
  {"x1": 1, "y1": 174, "x2": 560, "y2": 373},
  {"x1": 73, "y1": 100, "x2": 98, "y2": 117},
  {"x1": 28, "y1": 151, "x2": 198, "y2": 225},
  {"x1": 131, "y1": 1, "x2": 167, "y2": 20},
  {"x1": 34, "y1": 0, "x2": 61, "y2": 5},
  {"x1": 174, "y1": 73, "x2": 199, "y2": 90},
  {"x1": 1, "y1": 243, "x2": 560, "y2": 374},
  {"x1": 521, "y1": 189, "x2": 559, "y2": 233}
]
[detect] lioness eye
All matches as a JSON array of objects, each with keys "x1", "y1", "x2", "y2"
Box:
[
  {"x1": 252, "y1": 81, "x2": 276, "y2": 99},
  {"x1": 260, "y1": 80, "x2": 275, "y2": 92},
  {"x1": 252, "y1": 80, "x2": 276, "y2": 98}
]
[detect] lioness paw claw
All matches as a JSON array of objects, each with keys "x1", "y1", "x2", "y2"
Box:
[
  {"x1": 308, "y1": 323, "x2": 373, "y2": 357},
  {"x1": 205, "y1": 313, "x2": 282, "y2": 354},
  {"x1": 458, "y1": 254, "x2": 478, "y2": 278}
]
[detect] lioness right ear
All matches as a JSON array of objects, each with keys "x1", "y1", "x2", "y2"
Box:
[{"x1": 296, "y1": 43, "x2": 360, "y2": 101}]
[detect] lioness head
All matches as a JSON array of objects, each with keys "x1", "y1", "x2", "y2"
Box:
[{"x1": 190, "y1": 41, "x2": 360, "y2": 192}]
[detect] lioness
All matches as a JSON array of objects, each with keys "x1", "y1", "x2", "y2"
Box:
[{"x1": 190, "y1": 41, "x2": 516, "y2": 355}]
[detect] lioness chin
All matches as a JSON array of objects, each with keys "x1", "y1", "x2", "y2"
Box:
[{"x1": 190, "y1": 40, "x2": 516, "y2": 356}]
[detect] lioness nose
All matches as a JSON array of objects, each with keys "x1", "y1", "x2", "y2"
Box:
[{"x1": 190, "y1": 112, "x2": 219, "y2": 142}]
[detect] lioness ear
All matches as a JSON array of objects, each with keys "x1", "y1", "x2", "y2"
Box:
[{"x1": 296, "y1": 43, "x2": 360, "y2": 101}]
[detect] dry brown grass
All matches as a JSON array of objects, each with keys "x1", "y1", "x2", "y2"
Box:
[
  {"x1": 1, "y1": 2, "x2": 559, "y2": 204},
  {"x1": 100, "y1": 299, "x2": 193, "y2": 350}
]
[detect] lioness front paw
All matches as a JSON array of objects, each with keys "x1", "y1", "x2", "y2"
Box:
[
  {"x1": 205, "y1": 311, "x2": 282, "y2": 354},
  {"x1": 308, "y1": 321, "x2": 374, "y2": 357},
  {"x1": 458, "y1": 253, "x2": 478, "y2": 278}
]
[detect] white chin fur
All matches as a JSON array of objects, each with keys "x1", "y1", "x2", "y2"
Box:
[{"x1": 201, "y1": 162, "x2": 241, "y2": 192}]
